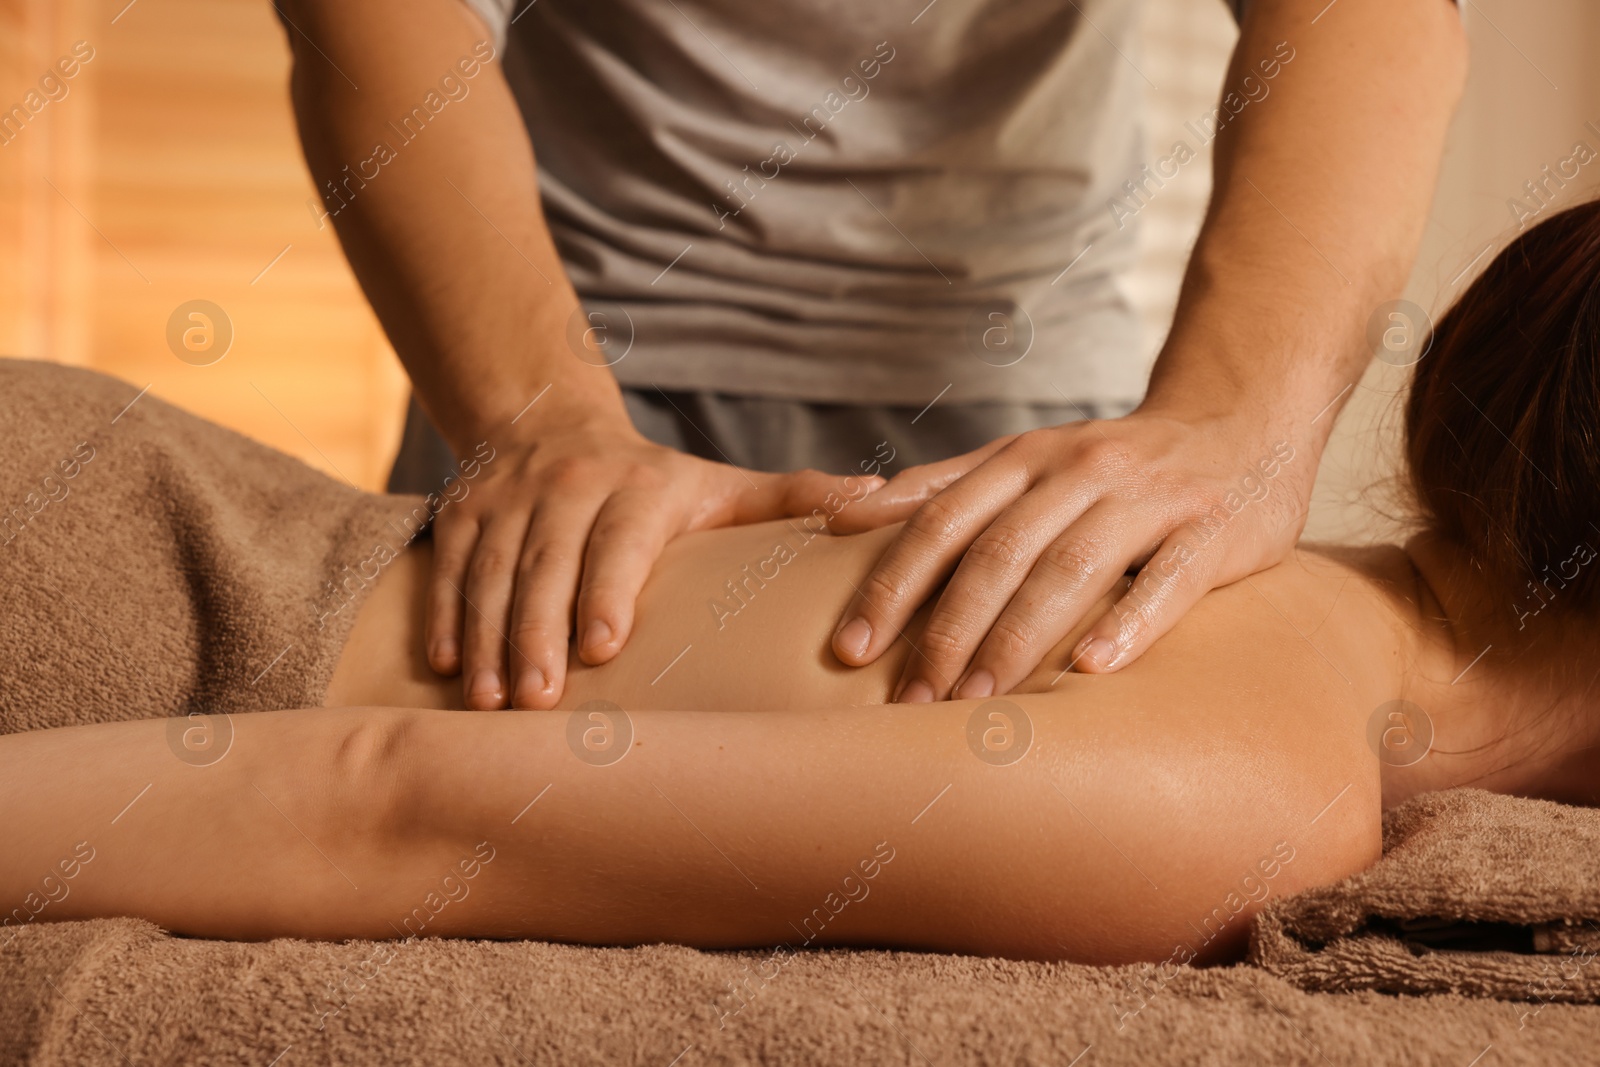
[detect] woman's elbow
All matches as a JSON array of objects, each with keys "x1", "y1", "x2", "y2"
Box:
[{"x1": 319, "y1": 707, "x2": 422, "y2": 848}]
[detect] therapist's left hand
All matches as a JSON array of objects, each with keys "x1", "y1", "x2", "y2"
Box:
[{"x1": 827, "y1": 408, "x2": 1315, "y2": 701}]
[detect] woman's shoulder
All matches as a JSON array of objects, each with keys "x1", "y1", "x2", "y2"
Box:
[
  {"x1": 1010, "y1": 546, "x2": 1398, "y2": 949},
  {"x1": 1040, "y1": 542, "x2": 1414, "y2": 801},
  {"x1": 1156, "y1": 543, "x2": 1416, "y2": 711}
]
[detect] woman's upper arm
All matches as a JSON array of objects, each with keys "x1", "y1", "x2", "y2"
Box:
[
  {"x1": 0, "y1": 663, "x2": 1380, "y2": 961},
  {"x1": 398, "y1": 682, "x2": 1381, "y2": 962},
  {"x1": 0, "y1": 707, "x2": 421, "y2": 941}
]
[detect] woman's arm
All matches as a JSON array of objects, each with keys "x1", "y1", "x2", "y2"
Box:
[{"x1": 0, "y1": 685, "x2": 1379, "y2": 963}]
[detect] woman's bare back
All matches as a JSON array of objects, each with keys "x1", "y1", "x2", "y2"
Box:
[{"x1": 326, "y1": 517, "x2": 1416, "y2": 745}]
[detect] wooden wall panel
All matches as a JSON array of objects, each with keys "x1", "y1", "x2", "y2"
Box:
[
  {"x1": 0, "y1": 0, "x2": 407, "y2": 491},
  {"x1": 5, "y1": 0, "x2": 1597, "y2": 520}
]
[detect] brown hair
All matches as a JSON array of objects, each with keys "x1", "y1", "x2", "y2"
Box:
[{"x1": 1406, "y1": 198, "x2": 1600, "y2": 615}]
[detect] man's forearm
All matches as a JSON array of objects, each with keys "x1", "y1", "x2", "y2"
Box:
[
  {"x1": 280, "y1": 0, "x2": 626, "y2": 450},
  {"x1": 1144, "y1": 0, "x2": 1467, "y2": 434}
]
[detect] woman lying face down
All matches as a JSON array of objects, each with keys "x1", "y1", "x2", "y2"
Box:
[{"x1": 3, "y1": 202, "x2": 1600, "y2": 965}]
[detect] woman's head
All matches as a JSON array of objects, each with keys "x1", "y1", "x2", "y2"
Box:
[{"x1": 1406, "y1": 198, "x2": 1600, "y2": 619}]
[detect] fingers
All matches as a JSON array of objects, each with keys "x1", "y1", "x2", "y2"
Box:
[
  {"x1": 570, "y1": 489, "x2": 680, "y2": 668},
  {"x1": 829, "y1": 437, "x2": 1014, "y2": 535},
  {"x1": 1068, "y1": 529, "x2": 1221, "y2": 675},
  {"x1": 504, "y1": 490, "x2": 608, "y2": 709},
  {"x1": 895, "y1": 500, "x2": 1162, "y2": 702},
  {"x1": 425, "y1": 506, "x2": 477, "y2": 677},
  {"x1": 832, "y1": 443, "x2": 1033, "y2": 668},
  {"x1": 457, "y1": 517, "x2": 535, "y2": 710}
]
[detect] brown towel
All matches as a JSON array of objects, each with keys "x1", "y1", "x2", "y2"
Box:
[
  {"x1": 1252, "y1": 788, "x2": 1600, "y2": 1007},
  {"x1": 0, "y1": 359, "x2": 424, "y2": 732},
  {"x1": 5, "y1": 914, "x2": 1595, "y2": 1067},
  {"x1": 6, "y1": 359, "x2": 1600, "y2": 1063}
]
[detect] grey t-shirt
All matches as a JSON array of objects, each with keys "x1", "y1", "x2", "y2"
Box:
[{"x1": 462, "y1": 0, "x2": 1243, "y2": 406}]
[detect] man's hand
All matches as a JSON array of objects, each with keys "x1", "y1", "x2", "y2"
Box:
[
  {"x1": 430, "y1": 421, "x2": 874, "y2": 710},
  {"x1": 829, "y1": 410, "x2": 1313, "y2": 701},
  {"x1": 825, "y1": 0, "x2": 1466, "y2": 701},
  {"x1": 274, "y1": 0, "x2": 872, "y2": 711}
]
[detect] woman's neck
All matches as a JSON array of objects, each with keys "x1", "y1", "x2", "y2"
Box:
[{"x1": 1379, "y1": 532, "x2": 1600, "y2": 808}]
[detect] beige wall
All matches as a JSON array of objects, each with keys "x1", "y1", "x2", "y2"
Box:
[
  {"x1": 3, "y1": 0, "x2": 1598, "y2": 514},
  {"x1": 1313, "y1": 0, "x2": 1600, "y2": 542}
]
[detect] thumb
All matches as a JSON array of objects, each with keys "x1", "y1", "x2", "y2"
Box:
[
  {"x1": 723, "y1": 467, "x2": 885, "y2": 526},
  {"x1": 829, "y1": 436, "x2": 1015, "y2": 534}
]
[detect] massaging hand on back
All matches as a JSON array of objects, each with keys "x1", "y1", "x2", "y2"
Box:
[
  {"x1": 426, "y1": 406, "x2": 879, "y2": 709},
  {"x1": 826, "y1": 409, "x2": 1312, "y2": 700},
  {"x1": 430, "y1": 395, "x2": 1314, "y2": 710},
  {"x1": 281, "y1": 0, "x2": 1464, "y2": 709},
  {"x1": 273, "y1": 0, "x2": 856, "y2": 710}
]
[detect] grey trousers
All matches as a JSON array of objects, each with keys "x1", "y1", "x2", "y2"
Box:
[{"x1": 386, "y1": 388, "x2": 1134, "y2": 495}]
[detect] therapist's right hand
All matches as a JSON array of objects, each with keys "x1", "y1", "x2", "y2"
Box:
[{"x1": 427, "y1": 418, "x2": 873, "y2": 711}]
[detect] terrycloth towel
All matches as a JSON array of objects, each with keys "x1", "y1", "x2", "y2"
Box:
[
  {"x1": 1253, "y1": 788, "x2": 1600, "y2": 1006},
  {"x1": 4, "y1": 914, "x2": 1595, "y2": 1067},
  {"x1": 6, "y1": 788, "x2": 1596, "y2": 1065},
  {"x1": 6, "y1": 359, "x2": 1600, "y2": 1064},
  {"x1": 0, "y1": 359, "x2": 424, "y2": 732}
]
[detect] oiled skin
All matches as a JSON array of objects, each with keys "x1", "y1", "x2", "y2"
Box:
[
  {"x1": 0, "y1": 521, "x2": 1404, "y2": 963},
  {"x1": 27, "y1": 517, "x2": 1595, "y2": 962},
  {"x1": 330, "y1": 522, "x2": 1123, "y2": 713},
  {"x1": 329, "y1": 521, "x2": 1394, "y2": 718}
]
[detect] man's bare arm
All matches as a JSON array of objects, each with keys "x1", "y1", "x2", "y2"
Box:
[
  {"x1": 1145, "y1": 0, "x2": 1466, "y2": 430},
  {"x1": 278, "y1": 1, "x2": 862, "y2": 711},
  {"x1": 279, "y1": 1, "x2": 587, "y2": 442},
  {"x1": 833, "y1": 0, "x2": 1468, "y2": 699}
]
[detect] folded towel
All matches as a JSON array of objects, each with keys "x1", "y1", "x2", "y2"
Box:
[
  {"x1": 0, "y1": 359, "x2": 422, "y2": 732},
  {"x1": 1251, "y1": 788, "x2": 1600, "y2": 1007}
]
